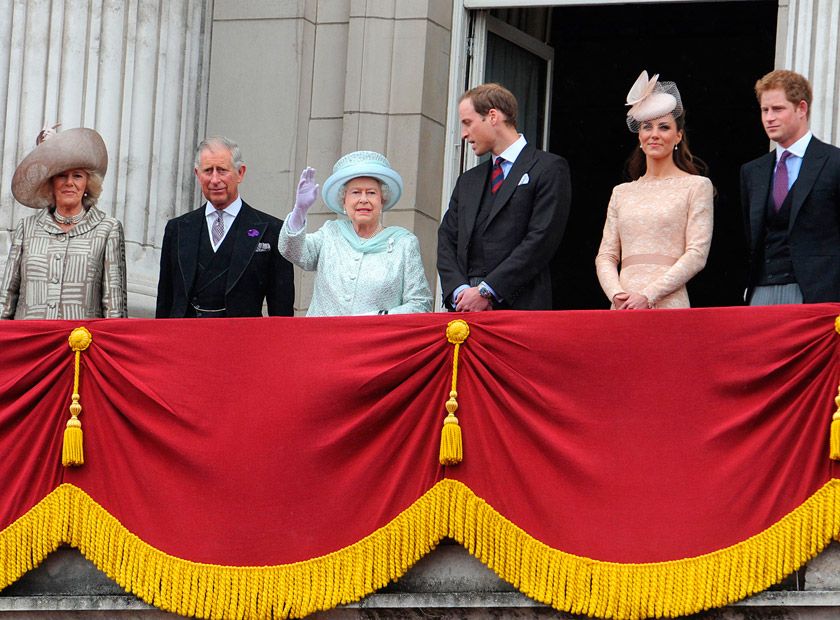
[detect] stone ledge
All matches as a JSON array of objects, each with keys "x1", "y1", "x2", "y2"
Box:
[
  {"x1": 0, "y1": 596, "x2": 154, "y2": 612},
  {"x1": 4, "y1": 591, "x2": 840, "y2": 613}
]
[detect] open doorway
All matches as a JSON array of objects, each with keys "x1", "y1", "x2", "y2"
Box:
[{"x1": 546, "y1": 1, "x2": 778, "y2": 309}]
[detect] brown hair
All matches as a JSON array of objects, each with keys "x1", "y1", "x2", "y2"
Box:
[
  {"x1": 460, "y1": 83, "x2": 518, "y2": 129},
  {"x1": 754, "y1": 70, "x2": 812, "y2": 119},
  {"x1": 624, "y1": 113, "x2": 709, "y2": 181}
]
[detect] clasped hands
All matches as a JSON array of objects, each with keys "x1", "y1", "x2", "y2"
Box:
[
  {"x1": 612, "y1": 291, "x2": 651, "y2": 310},
  {"x1": 455, "y1": 287, "x2": 492, "y2": 312}
]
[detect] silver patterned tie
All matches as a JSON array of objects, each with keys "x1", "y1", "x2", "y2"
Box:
[{"x1": 211, "y1": 210, "x2": 225, "y2": 246}]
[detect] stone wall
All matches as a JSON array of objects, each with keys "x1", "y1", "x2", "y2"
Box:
[
  {"x1": 0, "y1": 0, "x2": 451, "y2": 317},
  {"x1": 0, "y1": 0, "x2": 211, "y2": 317},
  {"x1": 203, "y1": 0, "x2": 451, "y2": 314}
]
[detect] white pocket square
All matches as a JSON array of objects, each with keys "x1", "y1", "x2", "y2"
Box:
[
  {"x1": 255, "y1": 242, "x2": 271, "y2": 252},
  {"x1": 517, "y1": 173, "x2": 530, "y2": 186}
]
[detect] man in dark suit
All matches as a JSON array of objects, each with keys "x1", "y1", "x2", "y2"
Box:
[
  {"x1": 156, "y1": 136, "x2": 294, "y2": 317},
  {"x1": 437, "y1": 83, "x2": 570, "y2": 311},
  {"x1": 741, "y1": 69, "x2": 840, "y2": 304}
]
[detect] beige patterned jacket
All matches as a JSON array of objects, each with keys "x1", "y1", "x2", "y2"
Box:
[{"x1": 0, "y1": 206, "x2": 127, "y2": 319}]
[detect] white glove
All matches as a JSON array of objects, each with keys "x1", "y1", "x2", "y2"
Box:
[{"x1": 286, "y1": 167, "x2": 319, "y2": 232}]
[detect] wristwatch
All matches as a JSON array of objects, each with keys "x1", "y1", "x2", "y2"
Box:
[{"x1": 477, "y1": 282, "x2": 494, "y2": 300}]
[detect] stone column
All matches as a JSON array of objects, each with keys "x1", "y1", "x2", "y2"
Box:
[
  {"x1": 205, "y1": 0, "x2": 452, "y2": 314},
  {"x1": 339, "y1": 1, "x2": 452, "y2": 309},
  {"x1": 777, "y1": 0, "x2": 840, "y2": 144},
  {"x1": 0, "y1": 0, "x2": 212, "y2": 317}
]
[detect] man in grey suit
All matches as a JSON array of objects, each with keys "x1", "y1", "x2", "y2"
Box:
[
  {"x1": 156, "y1": 136, "x2": 294, "y2": 318},
  {"x1": 741, "y1": 70, "x2": 840, "y2": 304},
  {"x1": 437, "y1": 83, "x2": 571, "y2": 311}
]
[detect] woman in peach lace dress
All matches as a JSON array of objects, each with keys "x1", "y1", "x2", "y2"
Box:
[{"x1": 596, "y1": 71, "x2": 713, "y2": 309}]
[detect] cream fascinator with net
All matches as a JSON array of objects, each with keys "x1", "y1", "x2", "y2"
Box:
[{"x1": 625, "y1": 70, "x2": 683, "y2": 132}]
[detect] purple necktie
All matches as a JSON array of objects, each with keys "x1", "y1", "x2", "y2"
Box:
[
  {"x1": 773, "y1": 150, "x2": 791, "y2": 211},
  {"x1": 491, "y1": 157, "x2": 505, "y2": 194}
]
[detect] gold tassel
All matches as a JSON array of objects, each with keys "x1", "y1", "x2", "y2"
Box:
[
  {"x1": 830, "y1": 316, "x2": 840, "y2": 460},
  {"x1": 440, "y1": 398, "x2": 463, "y2": 465},
  {"x1": 440, "y1": 320, "x2": 469, "y2": 466},
  {"x1": 830, "y1": 387, "x2": 840, "y2": 460},
  {"x1": 63, "y1": 327, "x2": 92, "y2": 467},
  {"x1": 62, "y1": 404, "x2": 84, "y2": 466}
]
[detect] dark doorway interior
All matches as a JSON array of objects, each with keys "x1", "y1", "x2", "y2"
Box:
[{"x1": 548, "y1": 1, "x2": 778, "y2": 309}]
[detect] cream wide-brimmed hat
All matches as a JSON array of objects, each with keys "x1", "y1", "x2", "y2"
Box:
[
  {"x1": 11, "y1": 127, "x2": 108, "y2": 209},
  {"x1": 321, "y1": 150, "x2": 403, "y2": 215},
  {"x1": 625, "y1": 70, "x2": 684, "y2": 132}
]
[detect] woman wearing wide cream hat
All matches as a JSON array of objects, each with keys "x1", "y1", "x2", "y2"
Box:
[
  {"x1": 278, "y1": 150, "x2": 432, "y2": 316},
  {"x1": 595, "y1": 71, "x2": 714, "y2": 309},
  {"x1": 0, "y1": 126, "x2": 127, "y2": 319}
]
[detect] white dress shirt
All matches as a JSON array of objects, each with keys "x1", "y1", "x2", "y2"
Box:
[
  {"x1": 205, "y1": 197, "x2": 242, "y2": 251},
  {"x1": 775, "y1": 131, "x2": 812, "y2": 190}
]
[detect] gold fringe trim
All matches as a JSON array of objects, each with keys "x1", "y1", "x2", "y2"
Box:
[{"x1": 1, "y1": 480, "x2": 839, "y2": 619}]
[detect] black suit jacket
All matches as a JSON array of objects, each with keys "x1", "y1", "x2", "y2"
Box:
[
  {"x1": 741, "y1": 137, "x2": 840, "y2": 303},
  {"x1": 437, "y1": 142, "x2": 571, "y2": 310},
  {"x1": 156, "y1": 201, "x2": 294, "y2": 317}
]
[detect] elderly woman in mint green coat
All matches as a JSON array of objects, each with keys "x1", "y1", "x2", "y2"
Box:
[{"x1": 278, "y1": 151, "x2": 432, "y2": 316}]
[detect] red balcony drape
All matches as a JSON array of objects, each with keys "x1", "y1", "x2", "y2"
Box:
[{"x1": 1, "y1": 305, "x2": 839, "y2": 619}]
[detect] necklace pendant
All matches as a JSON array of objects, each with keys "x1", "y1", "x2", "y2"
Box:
[{"x1": 53, "y1": 210, "x2": 85, "y2": 225}]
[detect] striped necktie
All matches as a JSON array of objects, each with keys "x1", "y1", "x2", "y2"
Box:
[
  {"x1": 491, "y1": 157, "x2": 505, "y2": 194},
  {"x1": 211, "y1": 210, "x2": 225, "y2": 246}
]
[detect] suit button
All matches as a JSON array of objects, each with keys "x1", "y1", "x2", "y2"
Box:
[{"x1": 350, "y1": 275, "x2": 356, "y2": 280}]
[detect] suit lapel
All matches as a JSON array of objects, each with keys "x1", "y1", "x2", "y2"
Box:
[
  {"x1": 462, "y1": 162, "x2": 489, "y2": 238},
  {"x1": 226, "y1": 202, "x2": 266, "y2": 294},
  {"x1": 749, "y1": 153, "x2": 774, "y2": 249},
  {"x1": 485, "y1": 143, "x2": 537, "y2": 228},
  {"x1": 789, "y1": 138, "x2": 828, "y2": 231},
  {"x1": 177, "y1": 208, "x2": 204, "y2": 296}
]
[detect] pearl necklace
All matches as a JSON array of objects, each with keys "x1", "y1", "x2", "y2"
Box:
[
  {"x1": 357, "y1": 224, "x2": 383, "y2": 240},
  {"x1": 53, "y1": 210, "x2": 85, "y2": 225}
]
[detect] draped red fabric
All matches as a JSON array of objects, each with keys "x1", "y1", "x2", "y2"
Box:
[
  {"x1": 446, "y1": 305, "x2": 840, "y2": 562},
  {"x1": 1, "y1": 304, "x2": 838, "y2": 569}
]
